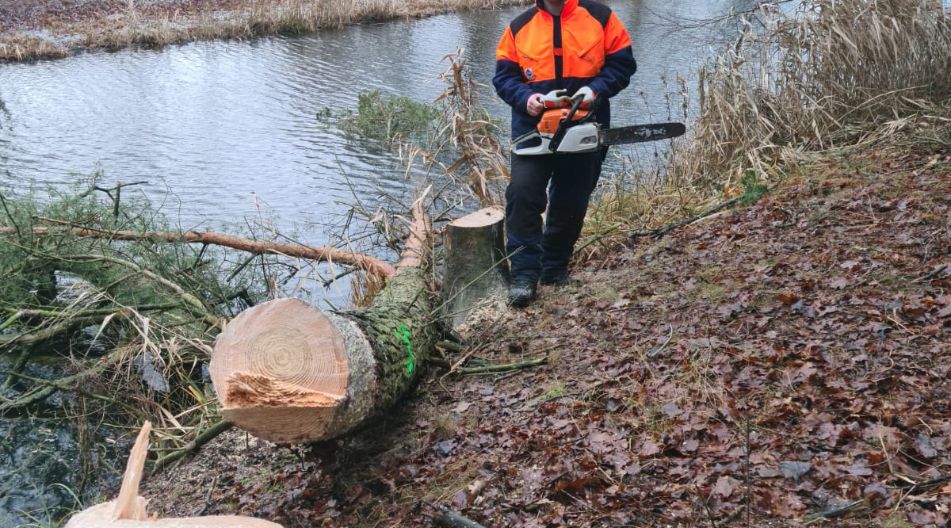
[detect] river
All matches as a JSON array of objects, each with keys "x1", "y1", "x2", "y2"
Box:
[{"x1": 0, "y1": 1, "x2": 765, "y2": 524}]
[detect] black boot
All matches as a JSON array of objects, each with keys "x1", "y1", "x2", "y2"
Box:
[{"x1": 508, "y1": 278, "x2": 537, "y2": 308}]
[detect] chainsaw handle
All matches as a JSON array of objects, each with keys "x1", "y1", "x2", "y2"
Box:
[{"x1": 562, "y1": 94, "x2": 586, "y2": 125}]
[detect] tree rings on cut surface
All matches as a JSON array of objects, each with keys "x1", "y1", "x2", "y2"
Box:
[{"x1": 210, "y1": 298, "x2": 352, "y2": 444}]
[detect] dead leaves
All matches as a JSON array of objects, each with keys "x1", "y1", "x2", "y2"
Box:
[{"x1": 146, "y1": 148, "x2": 949, "y2": 527}]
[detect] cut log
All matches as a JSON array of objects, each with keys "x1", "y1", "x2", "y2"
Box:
[
  {"x1": 65, "y1": 421, "x2": 283, "y2": 528},
  {"x1": 210, "y1": 201, "x2": 435, "y2": 444},
  {"x1": 441, "y1": 207, "x2": 508, "y2": 329}
]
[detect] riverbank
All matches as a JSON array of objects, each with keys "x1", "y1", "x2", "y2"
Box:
[
  {"x1": 142, "y1": 138, "x2": 950, "y2": 527},
  {"x1": 137, "y1": 2, "x2": 949, "y2": 525},
  {"x1": 0, "y1": 0, "x2": 530, "y2": 62}
]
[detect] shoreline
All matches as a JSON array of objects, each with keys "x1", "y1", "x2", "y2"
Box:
[{"x1": 0, "y1": 0, "x2": 531, "y2": 63}]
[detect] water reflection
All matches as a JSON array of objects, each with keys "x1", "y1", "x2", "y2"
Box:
[{"x1": 0, "y1": 1, "x2": 760, "y2": 239}]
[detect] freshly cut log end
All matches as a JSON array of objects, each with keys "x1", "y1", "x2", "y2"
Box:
[
  {"x1": 442, "y1": 207, "x2": 509, "y2": 329},
  {"x1": 65, "y1": 422, "x2": 284, "y2": 528},
  {"x1": 210, "y1": 299, "x2": 380, "y2": 444},
  {"x1": 212, "y1": 201, "x2": 435, "y2": 445},
  {"x1": 67, "y1": 502, "x2": 283, "y2": 527}
]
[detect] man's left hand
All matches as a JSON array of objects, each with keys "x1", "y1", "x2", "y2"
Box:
[{"x1": 576, "y1": 86, "x2": 597, "y2": 105}]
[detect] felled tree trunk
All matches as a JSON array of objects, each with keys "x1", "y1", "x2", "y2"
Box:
[
  {"x1": 209, "y1": 203, "x2": 435, "y2": 444},
  {"x1": 441, "y1": 207, "x2": 508, "y2": 329},
  {"x1": 65, "y1": 422, "x2": 283, "y2": 528}
]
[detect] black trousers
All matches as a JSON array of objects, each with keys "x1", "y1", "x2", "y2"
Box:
[{"x1": 505, "y1": 149, "x2": 605, "y2": 282}]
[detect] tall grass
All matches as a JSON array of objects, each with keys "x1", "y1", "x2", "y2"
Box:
[
  {"x1": 682, "y1": 0, "x2": 950, "y2": 187},
  {"x1": 0, "y1": 0, "x2": 531, "y2": 62},
  {"x1": 580, "y1": 0, "x2": 950, "y2": 260}
]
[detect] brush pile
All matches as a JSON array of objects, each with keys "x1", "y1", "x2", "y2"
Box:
[{"x1": 0, "y1": 180, "x2": 400, "y2": 483}]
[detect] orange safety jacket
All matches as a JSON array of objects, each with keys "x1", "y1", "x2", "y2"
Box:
[{"x1": 493, "y1": 0, "x2": 636, "y2": 140}]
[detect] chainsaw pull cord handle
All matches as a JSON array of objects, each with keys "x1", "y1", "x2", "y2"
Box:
[{"x1": 548, "y1": 94, "x2": 586, "y2": 153}]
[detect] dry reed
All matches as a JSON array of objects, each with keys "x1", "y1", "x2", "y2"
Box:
[
  {"x1": 579, "y1": 0, "x2": 950, "y2": 261},
  {"x1": 0, "y1": 0, "x2": 531, "y2": 62}
]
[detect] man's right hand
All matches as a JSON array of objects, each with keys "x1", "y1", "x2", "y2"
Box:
[{"x1": 526, "y1": 93, "x2": 545, "y2": 117}]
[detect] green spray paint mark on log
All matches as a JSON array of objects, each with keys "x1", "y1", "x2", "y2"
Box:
[{"x1": 395, "y1": 323, "x2": 415, "y2": 374}]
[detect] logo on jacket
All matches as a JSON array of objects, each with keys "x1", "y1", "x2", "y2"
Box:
[{"x1": 524, "y1": 67, "x2": 535, "y2": 81}]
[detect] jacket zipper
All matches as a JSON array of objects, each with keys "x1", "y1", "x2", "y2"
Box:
[{"x1": 552, "y1": 14, "x2": 563, "y2": 82}]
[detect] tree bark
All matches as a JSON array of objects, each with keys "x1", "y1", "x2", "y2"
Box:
[
  {"x1": 441, "y1": 207, "x2": 508, "y2": 329},
  {"x1": 209, "y1": 202, "x2": 435, "y2": 444},
  {"x1": 0, "y1": 223, "x2": 396, "y2": 280}
]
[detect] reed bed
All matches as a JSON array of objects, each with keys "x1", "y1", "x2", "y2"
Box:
[
  {"x1": 0, "y1": 0, "x2": 531, "y2": 62},
  {"x1": 579, "y1": 0, "x2": 950, "y2": 261}
]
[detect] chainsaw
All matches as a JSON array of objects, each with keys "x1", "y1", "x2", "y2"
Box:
[{"x1": 512, "y1": 90, "x2": 686, "y2": 156}]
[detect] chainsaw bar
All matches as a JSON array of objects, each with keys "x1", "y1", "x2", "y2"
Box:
[{"x1": 600, "y1": 122, "x2": 686, "y2": 146}]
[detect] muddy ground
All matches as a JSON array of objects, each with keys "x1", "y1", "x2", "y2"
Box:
[{"x1": 142, "y1": 141, "x2": 951, "y2": 527}]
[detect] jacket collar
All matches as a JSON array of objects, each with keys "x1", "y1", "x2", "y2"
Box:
[{"x1": 535, "y1": 0, "x2": 578, "y2": 18}]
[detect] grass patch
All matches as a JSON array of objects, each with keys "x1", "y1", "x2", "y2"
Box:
[{"x1": 739, "y1": 171, "x2": 769, "y2": 206}]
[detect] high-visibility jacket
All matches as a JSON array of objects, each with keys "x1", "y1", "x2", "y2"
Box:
[{"x1": 493, "y1": 0, "x2": 636, "y2": 140}]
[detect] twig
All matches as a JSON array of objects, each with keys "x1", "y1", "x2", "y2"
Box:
[
  {"x1": 0, "y1": 348, "x2": 30, "y2": 392},
  {"x1": 647, "y1": 325, "x2": 675, "y2": 358},
  {"x1": 576, "y1": 224, "x2": 621, "y2": 253},
  {"x1": 0, "y1": 192, "x2": 21, "y2": 239},
  {"x1": 436, "y1": 340, "x2": 465, "y2": 354},
  {"x1": 77, "y1": 180, "x2": 149, "y2": 200},
  {"x1": 453, "y1": 356, "x2": 548, "y2": 375},
  {"x1": 61, "y1": 254, "x2": 221, "y2": 328},
  {"x1": 447, "y1": 344, "x2": 485, "y2": 375},
  {"x1": 803, "y1": 500, "x2": 865, "y2": 522},
  {"x1": 1, "y1": 303, "x2": 179, "y2": 320},
  {"x1": 0, "y1": 355, "x2": 133, "y2": 414},
  {"x1": 900, "y1": 473, "x2": 951, "y2": 495},
  {"x1": 0, "y1": 314, "x2": 107, "y2": 348},
  {"x1": 696, "y1": 484, "x2": 719, "y2": 528},
  {"x1": 151, "y1": 420, "x2": 233, "y2": 474},
  {"x1": 914, "y1": 264, "x2": 947, "y2": 283},
  {"x1": 804, "y1": 473, "x2": 951, "y2": 523},
  {"x1": 425, "y1": 501, "x2": 487, "y2": 528},
  {"x1": 630, "y1": 197, "x2": 741, "y2": 240}
]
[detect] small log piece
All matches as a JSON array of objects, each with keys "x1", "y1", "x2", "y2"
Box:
[{"x1": 64, "y1": 421, "x2": 283, "y2": 528}]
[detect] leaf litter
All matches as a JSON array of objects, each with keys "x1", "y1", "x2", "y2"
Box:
[{"x1": 145, "y1": 146, "x2": 949, "y2": 526}]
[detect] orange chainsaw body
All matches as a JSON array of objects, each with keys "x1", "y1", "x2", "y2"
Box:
[{"x1": 537, "y1": 108, "x2": 590, "y2": 135}]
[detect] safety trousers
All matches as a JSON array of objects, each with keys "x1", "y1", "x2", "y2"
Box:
[{"x1": 505, "y1": 149, "x2": 605, "y2": 282}]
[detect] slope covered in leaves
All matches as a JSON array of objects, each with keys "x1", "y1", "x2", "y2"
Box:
[{"x1": 147, "y1": 143, "x2": 950, "y2": 527}]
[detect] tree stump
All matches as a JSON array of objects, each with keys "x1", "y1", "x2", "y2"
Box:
[
  {"x1": 209, "y1": 203, "x2": 435, "y2": 444},
  {"x1": 441, "y1": 207, "x2": 508, "y2": 329}
]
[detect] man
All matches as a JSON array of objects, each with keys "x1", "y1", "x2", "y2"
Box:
[{"x1": 493, "y1": 0, "x2": 636, "y2": 307}]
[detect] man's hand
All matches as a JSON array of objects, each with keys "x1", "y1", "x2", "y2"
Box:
[
  {"x1": 576, "y1": 86, "x2": 597, "y2": 105},
  {"x1": 540, "y1": 89, "x2": 571, "y2": 109},
  {"x1": 526, "y1": 93, "x2": 545, "y2": 117}
]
